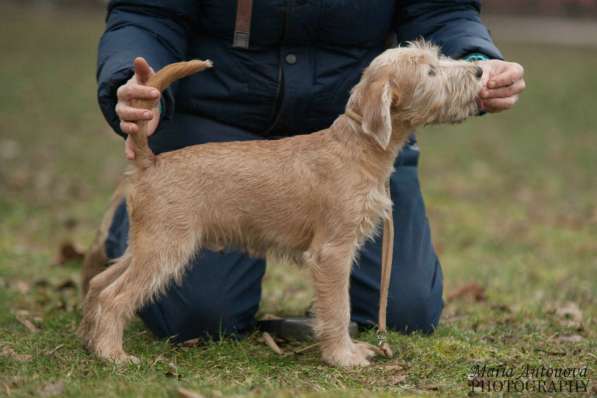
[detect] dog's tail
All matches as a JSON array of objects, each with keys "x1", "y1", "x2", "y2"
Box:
[{"x1": 129, "y1": 59, "x2": 213, "y2": 170}]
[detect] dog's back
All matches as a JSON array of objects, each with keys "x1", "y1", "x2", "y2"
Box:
[{"x1": 128, "y1": 130, "x2": 368, "y2": 259}]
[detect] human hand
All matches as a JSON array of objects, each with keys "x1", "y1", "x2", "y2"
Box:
[
  {"x1": 477, "y1": 60, "x2": 525, "y2": 113},
  {"x1": 115, "y1": 57, "x2": 161, "y2": 160}
]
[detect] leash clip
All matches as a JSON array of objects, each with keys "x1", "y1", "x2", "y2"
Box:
[
  {"x1": 376, "y1": 329, "x2": 387, "y2": 347},
  {"x1": 376, "y1": 329, "x2": 394, "y2": 358}
]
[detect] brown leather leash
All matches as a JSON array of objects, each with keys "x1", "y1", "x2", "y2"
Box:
[{"x1": 377, "y1": 179, "x2": 394, "y2": 357}]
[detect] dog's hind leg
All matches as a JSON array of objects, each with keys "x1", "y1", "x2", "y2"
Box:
[
  {"x1": 82, "y1": 231, "x2": 197, "y2": 363},
  {"x1": 77, "y1": 255, "x2": 131, "y2": 364},
  {"x1": 306, "y1": 237, "x2": 376, "y2": 367},
  {"x1": 78, "y1": 254, "x2": 130, "y2": 343}
]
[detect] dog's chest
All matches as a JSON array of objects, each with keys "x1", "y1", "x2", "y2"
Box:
[{"x1": 356, "y1": 186, "x2": 392, "y2": 241}]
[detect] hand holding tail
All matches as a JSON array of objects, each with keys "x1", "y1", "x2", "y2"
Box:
[
  {"x1": 117, "y1": 58, "x2": 161, "y2": 160},
  {"x1": 120, "y1": 57, "x2": 213, "y2": 169}
]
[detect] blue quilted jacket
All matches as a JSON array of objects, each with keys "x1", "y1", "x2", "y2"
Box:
[{"x1": 98, "y1": 0, "x2": 502, "y2": 137}]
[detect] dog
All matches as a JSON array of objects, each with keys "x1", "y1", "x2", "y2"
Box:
[{"x1": 78, "y1": 41, "x2": 484, "y2": 367}]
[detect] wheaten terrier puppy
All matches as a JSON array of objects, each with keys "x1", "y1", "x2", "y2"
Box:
[{"x1": 79, "y1": 41, "x2": 483, "y2": 367}]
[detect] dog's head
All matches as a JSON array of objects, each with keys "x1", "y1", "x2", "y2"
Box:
[{"x1": 347, "y1": 40, "x2": 483, "y2": 149}]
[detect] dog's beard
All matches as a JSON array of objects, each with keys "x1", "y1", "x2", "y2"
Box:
[{"x1": 440, "y1": 82, "x2": 482, "y2": 123}]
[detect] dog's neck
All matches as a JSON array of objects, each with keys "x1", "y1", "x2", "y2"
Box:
[{"x1": 331, "y1": 111, "x2": 413, "y2": 184}]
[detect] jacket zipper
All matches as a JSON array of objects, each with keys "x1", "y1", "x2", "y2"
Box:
[{"x1": 263, "y1": 0, "x2": 291, "y2": 135}]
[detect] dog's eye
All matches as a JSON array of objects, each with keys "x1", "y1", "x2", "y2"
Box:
[{"x1": 428, "y1": 67, "x2": 436, "y2": 77}]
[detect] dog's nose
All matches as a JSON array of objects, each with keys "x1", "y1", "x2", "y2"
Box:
[{"x1": 475, "y1": 66, "x2": 483, "y2": 80}]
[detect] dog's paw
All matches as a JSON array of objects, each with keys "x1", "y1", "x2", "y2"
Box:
[
  {"x1": 87, "y1": 342, "x2": 140, "y2": 366},
  {"x1": 115, "y1": 353, "x2": 141, "y2": 366},
  {"x1": 102, "y1": 351, "x2": 140, "y2": 366},
  {"x1": 321, "y1": 341, "x2": 375, "y2": 367}
]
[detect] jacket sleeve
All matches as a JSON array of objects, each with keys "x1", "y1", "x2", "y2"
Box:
[
  {"x1": 97, "y1": 0, "x2": 199, "y2": 137},
  {"x1": 394, "y1": 0, "x2": 503, "y2": 60}
]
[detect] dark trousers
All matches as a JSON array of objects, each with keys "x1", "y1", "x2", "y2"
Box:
[{"x1": 105, "y1": 113, "x2": 444, "y2": 342}]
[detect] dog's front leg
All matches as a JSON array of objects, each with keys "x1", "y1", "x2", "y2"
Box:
[{"x1": 306, "y1": 240, "x2": 375, "y2": 367}]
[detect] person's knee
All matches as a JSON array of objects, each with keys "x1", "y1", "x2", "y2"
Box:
[
  {"x1": 138, "y1": 253, "x2": 264, "y2": 343},
  {"x1": 145, "y1": 295, "x2": 251, "y2": 343},
  {"x1": 387, "y1": 289, "x2": 444, "y2": 334},
  {"x1": 187, "y1": 298, "x2": 249, "y2": 339}
]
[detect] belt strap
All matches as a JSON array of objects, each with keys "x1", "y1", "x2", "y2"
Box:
[{"x1": 233, "y1": 0, "x2": 254, "y2": 49}]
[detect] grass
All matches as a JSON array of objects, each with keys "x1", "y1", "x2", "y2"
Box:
[{"x1": 0, "y1": 5, "x2": 595, "y2": 397}]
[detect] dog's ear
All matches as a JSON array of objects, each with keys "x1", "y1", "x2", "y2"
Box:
[{"x1": 361, "y1": 80, "x2": 397, "y2": 150}]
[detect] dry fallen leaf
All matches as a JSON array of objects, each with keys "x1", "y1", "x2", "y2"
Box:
[
  {"x1": 389, "y1": 374, "x2": 407, "y2": 385},
  {"x1": 39, "y1": 380, "x2": 65, "y2": 398},
  {"x1": 165, "y1": 362, "x2": 182, "y2": 379},
  {"x1": 178, "y1": 387, "x2": 205, "y2": 398},
  {"x1": 446, "y1": 282, "x2": 486, "y2": 302},
  {"x1": 534, "y1": 348, "x2": 567, "y2": 356},
  {"x1": 34, "y1": 279, "x2": 51, "y2": 289},
  {"x1": 419, "y1": 384, "x2": 441, "y2": 392},
  {"x1": 12, "y1": 280, "x2": 30, "y2": 294},
  {"x1": 382, "y1": 364, "x2": 404, "y2": 372},
  {"x1": 56, "y1": 241, "x2": 84, "y2": 265},
  {"x1": 44, "y1": 344, "x2": 65, "y2": 357},
  {"x1": 2, "y1": 376, "x2": 24, "y2": 397},
  {"x1": 0, "y1": 346, "x2": 32, "y2": 362},
  {"x1": 262, "y1": 332, "x2": 284, "y2": 355},
  {"x1": 56, "y1": 279, "x2": 77, "y2": 291},
  {"x1": 556, "y1": 302, "x2": 582, "y2": 320},
  {"x1": 555, "y1": 302, "x2": 583, "y2": 328},
  {"x1": 557, "y1": 334, "x2": 584, "y2": 343},
  {"x1": 380, "y1": 362, "x2": 407, "y2": 385},
  {"x1": 289, "y1": 342, "x2": 319, "y2": 356},
  {"x1": 491, "y1": 304, "x2": 512, "y2": 313},
  {"x1": 150, "y1": 354, "x2": 165, "y2": 367},
  {"x1": 14, "y1": 310, "x2": 40, "y2": 333}
]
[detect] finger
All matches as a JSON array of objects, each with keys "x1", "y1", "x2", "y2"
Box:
[
  {"x1": 117, "y1": 84, "x2": 160, "y2": 102},
  {"x1": 120, "y1": 120, "x2": 139, "y2": 135},
  {"x1": 481, "y1": 79, "x2": 526, "y2": 99},
  {"x1": 116, "y1": 103, "x2": 155, "y2": 122},
  {"x1": 483, "y1": 95, "x2": 520, "y2": 113},
  {"x1": 134, "y1": 57, "x2": 153, "y2": 84},
  {"x1": 125, "y1": 138, "x2": 135, "y2": 160},
  {"x1": 487, "y1": 64, "x2": 524, "y2": 89}
]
